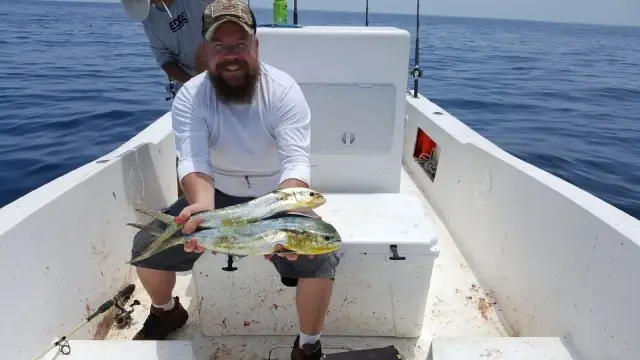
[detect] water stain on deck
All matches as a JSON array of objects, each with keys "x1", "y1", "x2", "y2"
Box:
[
  {"x1": 466, "y1": 283, "x2": 498, "y2": 320},
  {"x1": 93, "y1": 308, "x2": 116, "y2": 340},
  {"x1": 209, "y1": 344, "x2": 232, "y2": 360},
  {"x1": 477, "y1": 298, "x2": 492, "y2": 320},
  {"x1": 85, "y1": 298, "x2": 91, "y2": 317},
  {"x1": 479, "y1": 347, "x2": 503, "y2": 358}
]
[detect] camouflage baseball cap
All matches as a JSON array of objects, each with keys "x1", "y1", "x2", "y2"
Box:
[{"x1": 202, "y1": 0, "x2": 256, "y2": 40}]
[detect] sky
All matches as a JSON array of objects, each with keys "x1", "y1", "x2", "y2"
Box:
[{"x1": 53, "y1": 0, "x2": 640, "y2": 27}]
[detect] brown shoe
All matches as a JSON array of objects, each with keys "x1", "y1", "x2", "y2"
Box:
[
  {"x1": 291, "y1": 335, "x2": 325, "y2": 360},
  {"x1": 132, "y1": 296, "x2": 188, "y2": 340}
]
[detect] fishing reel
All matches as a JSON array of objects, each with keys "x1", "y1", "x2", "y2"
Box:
[
  {"x1": 165, "y1": 79, "x2": 176, "y2": 101},
  {"x1": 33, "y1": 284, "x2": 139, "y2": 360},
  {"x1": 114, "y1": 299, "x2": 140, "y2": 328},
  {"x1": 409, "y1": 64, "x2": 423, "y2": 79}
]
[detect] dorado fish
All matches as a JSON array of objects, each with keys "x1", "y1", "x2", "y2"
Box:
[
  {"x1": 127, "y1": 216, "x2": 342, "y2": 263},
  {"x1": 132, "y1": 187, "x2": 326, "y2": 260}
]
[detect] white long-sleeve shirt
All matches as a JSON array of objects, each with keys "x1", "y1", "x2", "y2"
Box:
[{"x1": 171, "y1": 61, "x2": 311, "y2": 198}]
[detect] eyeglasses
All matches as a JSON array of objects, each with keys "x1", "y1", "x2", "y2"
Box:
[{"x1": 204, "y1": 39, "x2": 253, "y2": 55}]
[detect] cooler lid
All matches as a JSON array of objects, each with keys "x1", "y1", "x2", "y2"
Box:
[{"x1": 314, "y1": 193, "x2": 439, "y2": 256}]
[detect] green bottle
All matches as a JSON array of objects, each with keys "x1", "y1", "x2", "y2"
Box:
[{"x1": 273, "y1": 0, "x2": 288, "y2": 24}]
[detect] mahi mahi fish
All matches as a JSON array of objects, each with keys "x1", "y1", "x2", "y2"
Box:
[
  {"x1": 131, "y1": 187, "x2": 326, "y2": 261},
  {"x1": 127, "y1": 216, "x2": 342, "y2": 263}
]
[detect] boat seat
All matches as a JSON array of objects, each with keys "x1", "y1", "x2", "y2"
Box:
[
  {"x1": 427, "y1": 337, "x2": 577, "y2": 360},
  {"x1": 191, "y1": 193, "x2": 440, "y2": 338},
  {"x1": 256, "y1": 26, "x2": 411, "y2": 193},
  {"x1": 40, "y1": 340, "x2": 195, "y2": 360}
]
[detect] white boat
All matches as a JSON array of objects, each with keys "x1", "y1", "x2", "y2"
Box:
[{"x1": 3, "y1": 12, "x2": 639, "y2": 360}]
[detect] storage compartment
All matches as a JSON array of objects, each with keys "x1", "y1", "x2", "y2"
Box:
[
  {"x1": 413, "y1": 127, "x2": 439, "y2": 181},
  {"x1": 302, "y1": 83, "x2": 397, "y2": 155},
  {"x1": 192, "y1": 193, "x2": 439, "y2": 338}
]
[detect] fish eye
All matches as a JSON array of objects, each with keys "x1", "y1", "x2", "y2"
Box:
[{"x1": 310, "y1": 192, "x2": 317, "y2": 196}]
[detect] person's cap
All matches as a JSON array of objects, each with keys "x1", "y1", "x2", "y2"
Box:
[
  {"x1": 202, "y1": 0, "x2": 257, "y2": 40},
  {"x1": 121, "y1": 0, "x2": 151, "y2": 21}
]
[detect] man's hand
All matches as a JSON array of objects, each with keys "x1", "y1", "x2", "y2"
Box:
[
  {"x1": 264, "y1": 244, "x2": 314, "y2": 261},
  {"x1": 178, "y1": 172, "x2": 214, "y2": 253},
  {"x1": 278, "y1": 178, "x2": 308, "y2": 189},
  {"x1": 178, "y1": 203, "x2": 211, "y2": 253}
]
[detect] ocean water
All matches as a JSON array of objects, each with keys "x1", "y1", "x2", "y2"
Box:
[{"x1": 1, "y1": 0, "x2": 639, "y2": 220}]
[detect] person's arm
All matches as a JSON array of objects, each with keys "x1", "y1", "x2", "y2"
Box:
[
  {"x1": 273, "y1": 82, "x2": 312, "y2": 190},
  {"x1": 143, "y1": 24, "x2": 193, "y2": 83},
  {"x1": 269, "y1": 82, "x2": 318, "y2": 260},
  {"x1": 172, "y1": 84, "x2": 215, "y2": 209},
  {"x1": 194, "y1": 41, "x2": 208, "y2": 75},
  {"x1": 162, "y1": 61, "x2": 194, "y2": 83}
]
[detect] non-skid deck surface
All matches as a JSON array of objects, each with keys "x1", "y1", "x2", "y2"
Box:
[{"x1": 105, "y1": 169, "x2": 508, "y2": 360}]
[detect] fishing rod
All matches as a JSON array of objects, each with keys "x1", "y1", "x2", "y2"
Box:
[
  {"x1": 33, "y1": 284, "x2": 139, "y2": 360},
  {"x1": 365, "y1": 0, "x2": 369, "y2": 26},
  {"x1": 410, "y1": 0, "x2": 423, "y2": 98}
]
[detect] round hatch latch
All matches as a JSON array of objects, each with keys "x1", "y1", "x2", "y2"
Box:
[{"x1": 341, "y1": 131, "x2": 356, "y2": 146}]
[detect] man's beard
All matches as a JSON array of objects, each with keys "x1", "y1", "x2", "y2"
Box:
[{"x1": 209, "y1": 60, "x2": 260, "y2": 106}]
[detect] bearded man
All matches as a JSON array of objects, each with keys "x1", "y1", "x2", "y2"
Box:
[{"x1": 127, "y1": 1, "x2": 338, "y2": 359}]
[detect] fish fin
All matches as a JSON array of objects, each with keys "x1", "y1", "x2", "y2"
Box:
[
  {"x1": 127, "y1": 231, "x2": 183, "y2": 264},
  {"x1": 126, "y1": 220, "x2": 183, "y2": 265},
  {"x1": 126, "y1": 223, "x2": 164, "y2": 237},
  {"x1": 135, "y1": 208, "x2": 175, "y2": 225},
  {"x1": 279, "y1": 228, "x2": 308, "y2": 235},
  {"x1": 273, "y1": 189, "x2": 293, "y2": 201},
  {"x1": 284, "y1": 210, "x2": 320, "y2": 218},
  {"x1": 128, "y1": 208, "x2": 194, "y2": 264}
]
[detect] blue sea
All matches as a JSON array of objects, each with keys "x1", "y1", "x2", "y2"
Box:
[{"x1": 1, "y1": 0, "x2": 639, "y2": 220}]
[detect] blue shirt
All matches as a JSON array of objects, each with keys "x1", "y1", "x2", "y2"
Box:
[{"x1": 142, "y1": 0, "x2": 209, "y2": 76}]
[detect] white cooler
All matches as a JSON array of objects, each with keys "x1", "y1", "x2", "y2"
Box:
[{"x1": 191, "y1": 193, "x2": 440, "y2": 338}]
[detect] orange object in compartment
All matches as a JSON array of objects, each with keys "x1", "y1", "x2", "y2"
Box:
[{"x1": 413, "y1": 128, "x2": 436, "y2": 158}]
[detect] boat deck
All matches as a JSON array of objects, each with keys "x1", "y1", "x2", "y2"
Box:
[{"x1": 104, "y1": 169, "x2": 509, "y2": 359}]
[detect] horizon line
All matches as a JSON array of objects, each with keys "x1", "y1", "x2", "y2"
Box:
[{"x1": 21, "y1": 0, "x2": 640, "y2": 28}]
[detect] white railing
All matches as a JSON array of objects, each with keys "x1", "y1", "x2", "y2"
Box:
[
  {"x1": 403, "y1": 93, "x2": 640, "y2": 360},
  {"x1": 0, "y1": 112, "x2": 176, "y2": 360}
]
